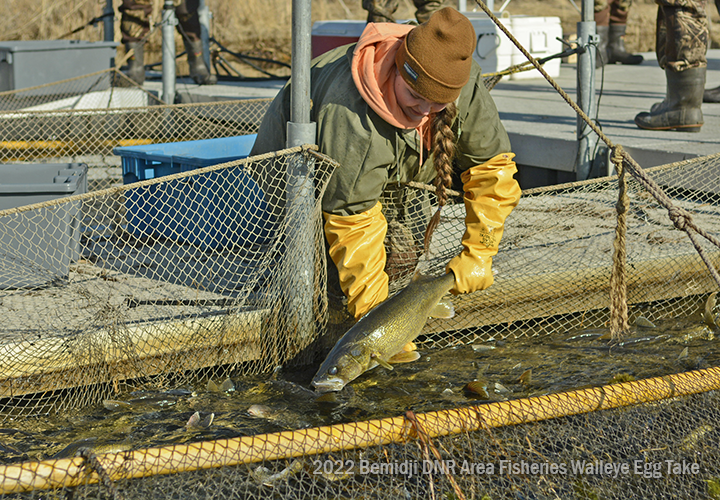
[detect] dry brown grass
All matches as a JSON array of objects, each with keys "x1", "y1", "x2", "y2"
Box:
[{"x1": 1, "y1": 0, "x2": 719, "y2": 72}]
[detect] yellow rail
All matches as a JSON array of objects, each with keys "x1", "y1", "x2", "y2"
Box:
[{"x1": 2, "y1": 365, "x2": 719, "y2": 494}]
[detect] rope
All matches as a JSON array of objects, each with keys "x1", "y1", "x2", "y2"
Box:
[
  {"x1": 404, "y1": 181, "x2": 462, "y2": 198},
  {"x1": 405, "y1": 410, "x2": 467, "y2": 500},
  {"x1": 472, "y1": 0, "x2": 720, "y2": 293},
  {"x1": 609, "y1": 146, "x2": 629, "y2": 339},
  {"x1": 75, "y1": 447, "x2": 124, "y2": 500}
]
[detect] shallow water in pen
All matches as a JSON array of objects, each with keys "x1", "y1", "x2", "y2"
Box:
[{"x1": 0, "y1": 313, "x2": 717, "y2": 464}]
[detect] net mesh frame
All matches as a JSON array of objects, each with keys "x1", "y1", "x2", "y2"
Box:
[{"x1": 0, "y1": 64, "x2": 719, "y2": 499}]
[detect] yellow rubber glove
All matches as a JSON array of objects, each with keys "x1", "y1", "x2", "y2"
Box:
[
  {"x1": 447, "y1": 153, "x2": 521, "y2": 294},
  {"x1": 324, "y1": 202, "x2": 389, "y2": 320}
]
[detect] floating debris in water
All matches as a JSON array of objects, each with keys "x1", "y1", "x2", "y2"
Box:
[
  {"x1": 252, "y1": 460, "x2": 303, "y2": 486},
  {"x1": 679, "y1": 423, "x2": 714, "y2": 453}
]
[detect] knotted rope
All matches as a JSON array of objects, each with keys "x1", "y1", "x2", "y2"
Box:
[
  {"x1": 609, "y1": 146, "x2": 630, "y2": 339},
  {"x1": 474, "y1": 0, "x2": 720, "y2": 339}
]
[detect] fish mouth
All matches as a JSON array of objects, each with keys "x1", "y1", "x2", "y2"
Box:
[{"x1": 311, "y1": 377, "x2": 346, "y2": 393}]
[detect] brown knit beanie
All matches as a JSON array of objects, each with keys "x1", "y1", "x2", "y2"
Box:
[{"x1": 395, "y1": 7, "x2": 476, "y2": 104}]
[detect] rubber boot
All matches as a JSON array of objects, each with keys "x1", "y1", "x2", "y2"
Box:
[
  {"x1": 595, "y1": 25, "x2": 609, "y2": 69},
  {"x1": 607, "y1": 25, "x2": 643, "y2": 65},
  {"x1": 184, "y1": 39, "x2": 216, "y2": 85},
  {"x1": 703, "y1": 85, "x2": 720, "y2": 103},
  {"x1": 124, "y1": 42, "x2": 145, "y2": 85},
  {"x1": 634, "y1": 67, "x2": 705, "y2": 132}
]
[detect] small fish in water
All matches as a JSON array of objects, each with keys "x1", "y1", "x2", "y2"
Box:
[
  {"x1": 246, "y1": 404, "x2": 311, "y2": 429},
  {"x1": 311, "y1": 272, "x2": 455, "y2": 393},
  {"x1": 247, "y1": 404, "x2": 274, "y2": 418},
  {"x1": 103, "y1": 400, "x2": 133, "y2": 411},
  {"x1": 51, "y1": 437, "x2": 131, "y2": 460},
  {"x1": 102, "y1": 390, "x2": 190, "y2": 412}
]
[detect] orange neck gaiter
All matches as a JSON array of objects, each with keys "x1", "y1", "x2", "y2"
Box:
[{"x1": 351, "y1": 23, "x2": 433, "y2": 155}]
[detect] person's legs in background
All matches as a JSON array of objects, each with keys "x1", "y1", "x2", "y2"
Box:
[
  {"x1": 703, "y1": 0, "x2": 720, "y2": 102},
  {"x1": 634, "y1": 0, "x2": 707, "y2": 132},
  {"x1": 119, "y1": 0, "x2": 152, "y2": 84},
  {"x1": 595, "y1": 0, "x2": 644, "y2": 67},
  {"x1": 176, "y1": 0, "x2": 216, "y2": 85},
  {"x1": 362, "y1": 0, "x2": 400, "y2": 23},
  {"x1": 362, "y1": 0, "x2": 447, "y2": 24}
]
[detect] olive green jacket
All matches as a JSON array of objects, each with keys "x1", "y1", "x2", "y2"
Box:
[{"x1": 250, "y1": 43, "x2": 512, "y2": 217}]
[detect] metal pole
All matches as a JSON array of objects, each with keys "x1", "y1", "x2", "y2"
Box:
[
  {"x1": 103, "y1": 0, "x2": 114, "y2": 42},
  {"x1": 198, "y1": 0, "x2": 212, "y2": 71},
  {"x1": 575, "y1": 0, "x2": 598, "y2": 180},
  {"x1": 287, "y1": 0, "x2": 315, "y2": 145},
  {"x1": 285, "y1": 0, "x2": 317, "y2": 343},
  {"x1": 162, "y1": 0, "x2": 177, "y2": 104}
]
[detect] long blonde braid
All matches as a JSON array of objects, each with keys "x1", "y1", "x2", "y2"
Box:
[{"x1": 423, "y1": 102, "x2": 458, "y2": 253}]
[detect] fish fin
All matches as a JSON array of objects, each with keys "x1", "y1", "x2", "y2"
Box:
[
  {"x1": 186, "y1": 411, "x2": 201, "y2": 428},
  {"x1": 389, "y1": 350, "x2": 421, "y2": 364},
  {"x1": 371, "y1": 353, "x2": 394, "y2": 370},
  {"x1": 402, "y1": 341, "x2": 417, "y2": 352},
  {"x1": 429, "y1": 299, "x2": 455, "y2": 319},
  {"x1": 200, "y1": 412, "x2": 215, "y2": 428},
  {"x1": 219, "y1": 378, "x2": 236, "y2": 392}
]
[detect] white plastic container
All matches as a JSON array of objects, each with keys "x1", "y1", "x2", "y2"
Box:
[
  {"x1": 508, "y1": 16, "x2": 563, "y2": 80},
  {"x1": 465, "y1": 13, "x2": 563, "y2": 80},
  {"x1": 466, "y1": 13, "x2": 514, "y2": 78},
  {"x1": 311, "y1": 14, "x2": 563, "y2": 80}
]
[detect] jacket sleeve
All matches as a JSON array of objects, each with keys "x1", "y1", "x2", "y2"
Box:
[{"x1": 455, "y1": 61, "x2": 513, "y2": 171}]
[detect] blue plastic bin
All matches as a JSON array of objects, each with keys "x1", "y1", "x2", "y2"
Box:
[{"x1": 114, "y1": 134, "x2": 271, "y2": 249}]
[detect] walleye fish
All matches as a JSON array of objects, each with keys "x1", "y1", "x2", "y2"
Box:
[{"x1": 312, "y1": 271, "x2": 456, "y2": 393}]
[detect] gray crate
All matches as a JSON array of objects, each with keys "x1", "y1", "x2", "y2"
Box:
[
  {"x1": 0, "y1": 163, "x2": 88, "y2": 289},
  {"x1": 0, "y1": 40, "x2": 118, "y2": 94}
]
